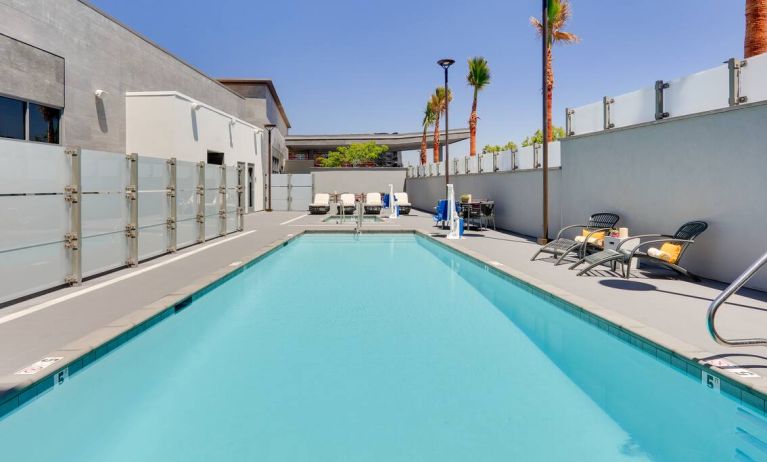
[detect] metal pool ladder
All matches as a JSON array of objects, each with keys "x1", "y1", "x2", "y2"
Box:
[
  {"x1": 707, "y1": 250, "x2": 767, "y2": 346},
  {"x1": 354, "y1": 201, "x2": 363, "y2": 236}
]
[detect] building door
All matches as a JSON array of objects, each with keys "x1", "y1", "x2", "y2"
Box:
[{"x1": 247, "y1": 163, "x2": 254, "y2": 212}]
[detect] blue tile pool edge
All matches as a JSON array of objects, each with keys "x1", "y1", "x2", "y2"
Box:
[
  {"x1": 414, "y1": 231, "x2": 767, "y2": 417},
  {"x1": 0, "y1": 232, "x2": 304, "y2": 420},
  {"x1": 1, "y1": 229, "x2": 765, "y2": 421}
]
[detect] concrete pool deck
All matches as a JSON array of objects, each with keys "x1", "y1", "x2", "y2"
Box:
[{"x1": 1, "y1": 209, "x2": 767, "y2": 400}]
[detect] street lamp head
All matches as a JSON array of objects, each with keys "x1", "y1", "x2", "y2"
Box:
[
  {"x1": 437, "y1": 58, "x2": 455, "y2": 69},
  {"x1": 264, "y1": 123, "x2": 277, "y2": 132}
]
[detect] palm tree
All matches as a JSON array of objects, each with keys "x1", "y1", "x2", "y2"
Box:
[
  {"x1": 420, "y1": 101, "x2": 436, "y2": 165},
  {"x1": 466, "y1": 57, "x2": 491, "y2": 157},
  {"x1": 430, "y1": 86, "x2": 452, "y2": 163},
  {"x1": 745, "y1": 0, "x2": 767, "y2": 58},
  {"x1": 531, "y1": 0, "x2": 579, "y2": 142}
]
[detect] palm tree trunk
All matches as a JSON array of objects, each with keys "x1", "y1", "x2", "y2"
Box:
[
  {"x1": 545, "y1": 46, "x2": 554, "y2": 142},
  {"x1": 420, "y1": 126, "x2": 428, "y2": 165},
  {"x1": 433, "y1": 113, "x2": 441, "y2": 163},
  {"x1": 745, "y1": 0, "x2": 767, "y2": 58},
  {"x1": 469, "y1": 88, "x2": 478, "y2": 157}
]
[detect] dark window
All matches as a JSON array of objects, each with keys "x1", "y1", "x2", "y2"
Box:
[
  {"x1": 207, "y1": 151, "x2": 224, "y2": 165},
  {"x1": 0, "y1": 96, "x2": 26, "y2": 140},
  {"x1": 29, "y1": 103, "x2": 61, "y2": 144}
]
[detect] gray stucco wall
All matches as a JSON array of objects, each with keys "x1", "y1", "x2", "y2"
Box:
[
  {"x1": 405, "y1": 169, "x2": 562, "y2": 238},
  {"x1": 561, "y1": 101, "x2": 767, "y2": 289},
  {"x1": 0, "y1": 34, "x2": 64, "y2": 107},
  {"x1": 312, "y1": 168, "x2": 407, "y2": 194},
  {"x1": 0, "y1": 0, "x2": 271, "y2": 153}
]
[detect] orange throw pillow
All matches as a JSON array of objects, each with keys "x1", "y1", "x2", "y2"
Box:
[{"x1": 658, "y1": 242, "x2": 683, "y2": 263}]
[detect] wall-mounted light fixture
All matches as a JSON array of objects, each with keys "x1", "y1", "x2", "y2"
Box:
[{"x1": 94, "y1": 89, "x2": 108, "y2": 99}]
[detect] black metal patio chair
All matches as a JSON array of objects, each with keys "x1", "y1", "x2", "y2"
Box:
[
  {"x1": 570, "y1": 221, "x2": 709, "y2": 280},
  {"x1": 530, "y1": 212, "x2": 621, "y2": 265}
]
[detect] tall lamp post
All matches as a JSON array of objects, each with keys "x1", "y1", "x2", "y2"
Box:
[
  {"x1": 539, "y1": 0, "x2": 550, "y2": 245},
  {"x1": 264, "y1": 123, "x2": 276, "y2": 212},
  {"x1": 437, "y1": 58, "x2": 455, "y2": 187}
]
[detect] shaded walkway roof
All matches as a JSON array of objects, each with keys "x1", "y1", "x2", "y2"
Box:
[{"x1": 286, "y1": 128, "x2": 470, "y2": 151}]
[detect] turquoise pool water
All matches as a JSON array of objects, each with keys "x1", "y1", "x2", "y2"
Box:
[{"x1": 1, "y1": 234, "x2": 765, "y2": 461}]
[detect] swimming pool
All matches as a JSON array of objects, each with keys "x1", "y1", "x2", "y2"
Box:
[{"x1": 0, "y1": 233, "x2": 765, "y2": 461}]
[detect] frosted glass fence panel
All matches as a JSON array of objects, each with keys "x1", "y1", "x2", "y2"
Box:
[
  {"x1": 204, "y1": 165, "x2": 222, "y2": 239},
  {"x1": 480, "y1": 154, "x2": 494, "y2": 173},
  {"x1": 82, "y1": 232, "x2": 128, "y2": 277},
  {"x1": 80, "y1": 147, "x2": 129, "y2": 272},
  {"x1": 138, "y1": 191, "x2": 168, "y2": 228},
  {"x1": 81, "y1": 149, "x2": 128, "y2": 193},
  {"x1": 517, "y1": 146, "x2": 536, "y2": 170},
  {"x1": 81, "y1": 194, "x2": 128, "y2": 238},
  {"x1": 497, "y1": 151, "x2": 514, "y2": 171},
  {"x1": 0, "y1": 195, "x2": 68, "y2": 252},
  {"x1": 665, "y1": 64, "x2": 728, "y2": 117},
  {"x1": 611, "y1": 86, "x2": 656, "y2": 128},
  {"x1": 176, "y1": 161, "x2": 198, "y2": 248},
  {"x1": 0, "y1": 243, "x2": 69, "y2": 304},
  {"x1": 138, "y1": 223, "x2": 167, "y2": 260},
  {"x1": 177, "y1": 220, "x2": 197, "y2": 249},
  {"x1": 466, "y1": 156, "x2": 479, "y2": 174},
  {"x1": 549, "y1": 142, "x2": 561, "y2": 167},
  {"x1": 225, "y1": 166, "x2": 238, "y2": 233},
  {"x1": 742, "y1": 53, "x2": 767, "y2": 103},
  {"x1": 0, "y1": 139, "x2": 70, "y2": 194},
  {"x1": 570, "y1": 101, "x2": 603, "y2": 136}
]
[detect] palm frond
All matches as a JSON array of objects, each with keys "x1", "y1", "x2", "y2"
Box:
[
  {"x1": 553, "y1": 31, "x2": 579, "y2": 43},
  {"x1": 529, "y1": 16, "x2": 544, "y2": 37},
  {"x1": 466, "y1": 56, "x2": 491, "y2": 89}
]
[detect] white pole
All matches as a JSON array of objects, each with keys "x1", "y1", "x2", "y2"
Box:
[
  {"x1": 388, "y1": 184, "x2": 398, "y2": 219},
  {"x1": 447, "y1": 183, "x2": 461, "y2": 239}
]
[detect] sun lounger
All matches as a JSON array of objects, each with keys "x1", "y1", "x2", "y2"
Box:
[
  {"x1": 394, "y1": 192, "x2": 411, "y2": 215},
  {"x1": 364, "y1": 192, "x2": 382, "y2": 215},
  {"x1": 308, "y1": 193, "x2": 330, "y2": 215},
  {"x1": 570, "y1": 221, "x2": 709, "y2": 280},
  {"x1": 339, "y1": 193, "x2": 356, "y2": 215},
  {"x1": 531, "y1": 212, "x2": 620, "y2": 265}
]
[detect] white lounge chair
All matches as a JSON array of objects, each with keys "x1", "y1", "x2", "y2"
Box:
[
  {"x1": 364, "y1": 192, "x2": 382, "y2": 214},
  {"x1": 339, "y1": 193, "x2": 356, "y2": 215},
  {"x1": 309, "y1": 193, "x2": 330, "y2": 215},
  {"x1": 394, "y1": 192, "x2": 411, "y2": 214}
]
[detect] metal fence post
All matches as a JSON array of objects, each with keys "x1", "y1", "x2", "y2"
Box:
[
  {"x1": 197, "y1": 161, "x2": 205, "y2": 243},
  {"x1": 219, "y1": 165, "x2": 226, "y2": 236},
  {"x1": 603, "y1": 96, "x2": 615, "y2": 129},
  {"x1": 655, "y1": 80, "x2": 670, "y2": 120},
  {"x1": 125, "y1": 153, "x2": 138, "y2": 266},
  {"x1": 512, "y1": 150, "x2": 518, "y2": 171},
  {"x1": 565, "y1": 108, "x2": 574, "y2": 136},
  {"x1": 64, "y1": 147, "x2": 82, "y2": 285},
  {"x1": 493, "y1": 152, "x2": 499, "y2": 172},
  {"x1": 237, "y1": 162, "x2": 245, "y2": 232},
  {"x1": 728, "y1": 57, "x2": 748, "y2": 106},
  {"x1": 533, "y1": 143, "x2": 541, "y2": 168},
  {"x1": 167, "y1": 157, "x2": 177, "y2": 252}
]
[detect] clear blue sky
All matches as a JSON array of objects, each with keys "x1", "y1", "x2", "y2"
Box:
[{"x1": 91, "y1": 0, "x2": 744, "y2": 165}]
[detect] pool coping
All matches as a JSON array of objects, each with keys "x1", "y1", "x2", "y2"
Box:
[{"x1": 1, "y1": 228, "x2": 766, "y2": 421}]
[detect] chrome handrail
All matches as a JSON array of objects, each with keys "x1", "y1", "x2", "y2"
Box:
[{"x1": 707, "y1": 251, "x2": 767, "y2": 346}]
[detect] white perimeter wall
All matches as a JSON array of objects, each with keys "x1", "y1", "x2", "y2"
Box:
[
  {"x1": 126, "y1": 92, "x2": 265, "y2": 211},
  {"x1": 406, "y1": 169, "x2": 562, "y2": 238},
  {"x1": 406, "y1": 101, "x2": 767, "y2": 290},
  {"x1": 312, "y1": 168, "x2": 408, "y2": 195}
]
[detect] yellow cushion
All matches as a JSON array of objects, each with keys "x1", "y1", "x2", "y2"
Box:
[
  {"x1": 579, "y1": 229, "x2": 605, "y2": 246},
  {"x1": 658, "y1": 242, "x2": 683, "y2": 263}
]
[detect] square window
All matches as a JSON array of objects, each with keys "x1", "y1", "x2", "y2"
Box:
[
  {"x1": 0, "y1": 96, "x2": 26, "y2": 140},
  {"x1": 29, "y1": 103, "x2": 61, "y2": 144}
]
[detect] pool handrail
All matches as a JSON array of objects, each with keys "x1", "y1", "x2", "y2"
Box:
[{"x1": 707, "y1": 250, "x2": 767, "y2": 346}]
